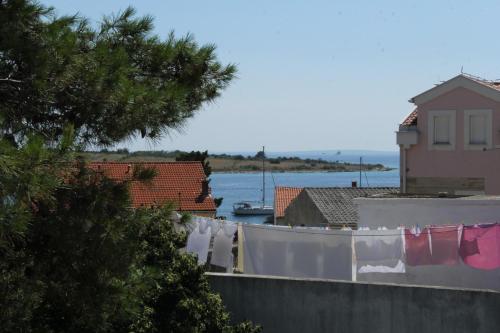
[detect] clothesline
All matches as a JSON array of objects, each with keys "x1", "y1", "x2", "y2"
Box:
[{"x1": 240, "y1": 222, "x2": 499, "y2": 237}]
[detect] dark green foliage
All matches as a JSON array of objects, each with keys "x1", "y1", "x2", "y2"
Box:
[
  {"x1": 0, "y1": 1, "x2": 259, "y2": 332},
  {"x1": 0, "y1": 138, "x2": 260, "y2": 332},
  {"x1": 0, "y1": 128, "x2": 75, "y2": 332},
  {"x1": 214, "y1": 197, "x2": 224, "y2": 208},
  {"x1": 128, "y1": 150, "x2": 183, "y2": 158},
  {"x1": 175, "y1": 150, "x2": 226, "y2": 211},
  {"x1": 0, "y1": 0, "x2": 236, "y2": 146},
  {"x1": 132, "y1": 163, "x2": 158, "y2": 182},
  {"x1": 254, "y1": 150, "x2": 266, "y2": 159},
  {"x1": 176, "y1": 150, "x2": 212, "y2": 178},
  {"x1": 117, "y1": 148, "x2": 130, "y2": 154}
]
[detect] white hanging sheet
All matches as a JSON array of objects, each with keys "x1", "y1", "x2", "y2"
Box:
[
  {"x1": 186, "y1": 219, "x2": 212, "y2": 265},
  {"x1": 209, "y1": 218, "x2": 221, "y2": 237},
  {"x1": 242, "y1": 224, "x2": 353, "y2": 280},
  {"x1": 354, "y1": 229, "x2": 405, "y2": 274},
  {"x1": 211, "y1": 222, "x2": 237, "y2": 268}
]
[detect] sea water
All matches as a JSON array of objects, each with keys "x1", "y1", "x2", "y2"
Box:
[{"x1": 210, "y1": 151, "x2": 400, "y2": 224}]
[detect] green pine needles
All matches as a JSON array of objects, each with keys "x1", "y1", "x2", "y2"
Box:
[
  {"x1": 0, "y1": 0, "x2": 236, "y2": 147},
  {"x1": 0, "y1": 1, "x2": 259, "y2": 332}
]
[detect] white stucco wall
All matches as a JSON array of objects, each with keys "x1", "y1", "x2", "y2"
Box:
[{"x1": 354, "y1": 196, "x2": 500, "y2": 229}]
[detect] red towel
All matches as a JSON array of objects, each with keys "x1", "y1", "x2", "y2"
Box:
[{"x1": 405, "y1": 228, "x2": 432, "y2": 266}]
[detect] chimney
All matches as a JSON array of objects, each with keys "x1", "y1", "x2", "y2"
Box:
[
  {"x1": 351, "y1": 181, "x2": 357, "y2": 188},
  {"x1": 126, "y1": 164, "x2": 132, "y2": 174},
  {"x1": 201, "y1": 180, "x2": 209, "y2": 196}
]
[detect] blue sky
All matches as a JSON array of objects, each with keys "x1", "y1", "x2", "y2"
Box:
[{"x1": 43, "y1": 0, "x2": 500, "y2": 152}]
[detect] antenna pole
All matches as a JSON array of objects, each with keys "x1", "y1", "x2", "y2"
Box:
[{"x1": 262, "y1": 146, "x2": 265, "y2": 207}]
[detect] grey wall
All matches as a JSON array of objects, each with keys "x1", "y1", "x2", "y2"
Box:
[
  {"x1": 280, "y1": 191, "x2": 327, "y2": 227},
  {"x1": 208, "y1": 273, "x2": 500, "y2": 333},
  {"x1": 355, "y1": 196, "x2": 500, "y2": 229}
]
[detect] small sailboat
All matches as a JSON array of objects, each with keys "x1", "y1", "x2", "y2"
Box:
[{"x1": 232, "y1": 146, "x2": 274, "y2": 216}]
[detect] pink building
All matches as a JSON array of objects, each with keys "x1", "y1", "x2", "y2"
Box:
[{"x1": 397, "y1": 74, "x2": 500, "y2": 195}]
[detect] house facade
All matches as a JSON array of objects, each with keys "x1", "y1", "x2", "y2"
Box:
[
  {"x1": 89, "y1": 161, "x2": 217, "y2": 217},
  {"x1": 397, "y1": 74, "x2": 500, "y2": 195},
  {"x1": 279, "y1": 187, "x2": 398, "y2": 228}
]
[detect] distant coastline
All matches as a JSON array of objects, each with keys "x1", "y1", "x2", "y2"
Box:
[{"x1": 82, "y1": 150, "x2": 394, "y2": 173}]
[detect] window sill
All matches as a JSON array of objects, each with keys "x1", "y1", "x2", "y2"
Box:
[
  {"x1": 429, "y1": 143, "x2": 455, "y2": 151},
  {"x1": 464, "y1": 144, "x2": 491, "y2": 151}
]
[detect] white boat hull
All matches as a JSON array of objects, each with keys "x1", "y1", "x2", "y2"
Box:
[{"x1": 233, "y1": 206, "x2": 274, "y2": 216}]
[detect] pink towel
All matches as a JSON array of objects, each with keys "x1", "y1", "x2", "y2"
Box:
[{"x1": 460, "y1": 223, "x2": 500, "y2": 270}]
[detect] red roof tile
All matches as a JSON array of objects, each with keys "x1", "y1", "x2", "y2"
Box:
[
  {"x1": 274, "y1": 187, "x2": 302, "y2": 218},
  {"x1": 88, "y1": 162, "x2": 216, "y2": 212},
  {"x1": 401, "y1": 109, "x2": 418, "y2": 127}
]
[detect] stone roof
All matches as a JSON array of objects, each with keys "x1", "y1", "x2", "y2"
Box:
[
  {"x1": 274, "y1": 187, "x2": 303, "y2": 218},
  {"x1": 88, "y1": 162, "x2": 216, "y2": 212},
  {"x1": 304, "y1": 187, "x2": 399, "y2": 224}
]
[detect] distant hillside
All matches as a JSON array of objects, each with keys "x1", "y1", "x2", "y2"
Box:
[{"x1": 82, "y1": 150, "x2": 394, "y2": 173}]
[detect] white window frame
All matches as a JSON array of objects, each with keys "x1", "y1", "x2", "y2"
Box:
[
  {"x1": 427, "y1": 110, "x2": 456, "y2": 151},
  {"x1": 464, "y1": 109, "x2": 492, "y2": 150}
]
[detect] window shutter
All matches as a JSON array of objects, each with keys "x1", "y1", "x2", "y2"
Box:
[
  {"x1": 469, "y1": 115, "x2": 487, "y2": 144},
  {"x1": 434, "y1": 116, "x2": 450, "y2": 144}
]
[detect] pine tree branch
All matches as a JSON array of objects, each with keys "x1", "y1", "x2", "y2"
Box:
[{"x1": 0, "y1": 78, "x2": 22, "y2": 84}]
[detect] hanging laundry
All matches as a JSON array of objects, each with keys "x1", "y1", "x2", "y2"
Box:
[
  {"x1": 186, "y1": 219, "x2": 212, "y2": 265},
  {"x1": 460, "y1": 223, "x2": 500, "y2": 270},
  {"x1": 358, "y1": 260, "x2": 405, "y2": 274},
  {"x1": 405, "y1": 227, "x2": 433, "y2": 266},
  {"x1": 290, "y1": 240, "x2": 323, "y2": 278},
  {"x1": 242, "y1": 224, "x2": 352, "y2": 280},
  {"x1": 209, "y1": 218, "x2": 221, "y2": 237},
  {"x1": 211, "y1": 222, "x2": 237, "y2": 269},
  {"x1": 429, "y1": 225, "x2": 461, "y2": 265},
  {"x1": 354, "y1": 229, "x2": 405, "y2": 274}
]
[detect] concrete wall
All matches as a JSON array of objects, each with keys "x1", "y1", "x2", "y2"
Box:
[
  {"x1": 208, "y1": 273, "x2": 500, "y2": 333},
  {"x1": 355, "y1": 196, "x2": 500, "y2": 229}
]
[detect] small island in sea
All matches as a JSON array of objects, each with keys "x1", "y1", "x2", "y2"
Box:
[{"x1": 82, "y1": 150, "x2": 393, "y2": 173}]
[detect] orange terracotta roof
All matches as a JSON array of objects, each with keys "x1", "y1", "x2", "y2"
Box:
[
  {"x1": 88, "y1": 162, "x2": 216, "y2": 212},
  {"x1": 274, "y1": 186, "x2": 302, "y2": 218},
  {"x1": 401, "y1": 109, "x2": 418, "y2": 127}
]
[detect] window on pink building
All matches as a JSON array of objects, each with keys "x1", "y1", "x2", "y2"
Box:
[
  {"x1": 433, "y1": 116, "x2": 450, "y2": 144},
  {"x1": 469, "y1": 115, "x2": 487, "y2": 144},
  {"x1": 464, "y1": 109, "x2": 492, "y2": 150}
]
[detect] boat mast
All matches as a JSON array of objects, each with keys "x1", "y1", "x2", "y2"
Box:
[
  {"x1": 262, "y1": 146, "x2": 265, "y2": 207},
  {"x1": 359, "y1": 156, "x2": 362, "y2": 188}
]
